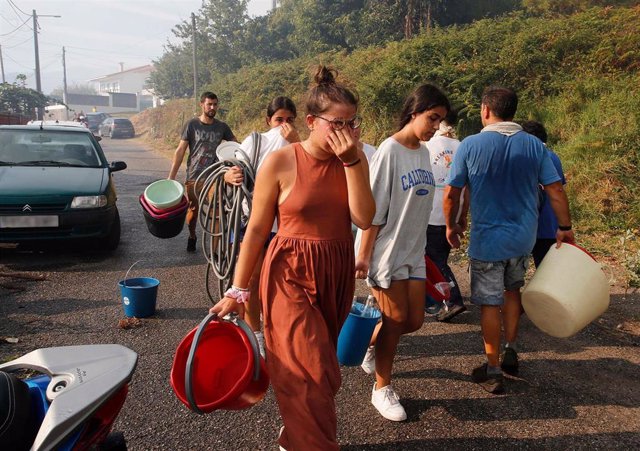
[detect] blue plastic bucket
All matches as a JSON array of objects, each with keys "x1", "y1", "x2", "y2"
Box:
[
  {"x1": 337, "y1": 302, "x2": 381, "y2": 366},
  {"x1": 118, "y1": 277, "x2": 159, "y2": 318}
]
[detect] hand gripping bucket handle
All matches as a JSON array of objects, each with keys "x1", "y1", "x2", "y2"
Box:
[{"x1": 184, "y1": 313, "x2": 261, "y2": 414}]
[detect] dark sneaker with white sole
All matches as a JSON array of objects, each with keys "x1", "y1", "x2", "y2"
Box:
[
  {"x1": 471, "y1": 364, "x2": 505, "y2": 394},
  {"x1": 501, "y1": 347, "x2": 519, "y2": 376}
]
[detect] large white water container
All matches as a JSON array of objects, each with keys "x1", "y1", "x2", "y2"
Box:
[{"x1": 522, "y1": 243, "x2": 609, "y2": 338}]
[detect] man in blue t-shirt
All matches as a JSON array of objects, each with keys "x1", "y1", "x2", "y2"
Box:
[
  {"x1": 521, "y1": 120, "x2": 567, "y2": 268},
  {"x1": 443, "y1": 86, "x2": 575, "y2": 394}
]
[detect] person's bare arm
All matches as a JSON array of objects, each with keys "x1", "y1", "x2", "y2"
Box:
[
  {"x1": 327, "y1": 129, "x2": 375, "y2": 229},
  {"x1": 355, "y1": 225, "x2": 380, "y2": 279},
  {"x1": 543, "y1": 180, "x2": 575, "y2": 246},
  {"x1": 168, "y1": 140, "x2": 189, "y2": 180},
  {"x1": 457, "y1": 186, "x2": 470, "y2": 232},
  {"x1": 209, "y1": 151, "x2": 285, "y2": 318},
  {"x1": 444, "y1": 185, "x2": 464, "y2": 248}
]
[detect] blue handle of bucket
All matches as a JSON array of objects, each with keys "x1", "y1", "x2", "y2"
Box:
[{"x1": 184, "y1": 312, "x2": 261, "y2": 414}]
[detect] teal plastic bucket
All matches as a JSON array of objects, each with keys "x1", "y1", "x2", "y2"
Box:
[
  {"x1": 118, "y1": 277, "x2": 159, "y2": 318},
  {"x1": 337, "y1": 301, "x2": 381, "y2": 366}
]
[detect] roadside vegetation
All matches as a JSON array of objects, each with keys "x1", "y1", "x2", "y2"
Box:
[{"x1": 133, "y1": 3, "x2": 640, "y2": 287}]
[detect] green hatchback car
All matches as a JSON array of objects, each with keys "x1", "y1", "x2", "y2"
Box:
[{"x1": 0, "y1": 124, "x2": 127, "y2": 250}]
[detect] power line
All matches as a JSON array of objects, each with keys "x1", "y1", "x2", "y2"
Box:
[
  {"x1": 3, "y1": 52, "x2": 32, "y2": 70},
  {"x1": 2, "y1": 35, "x2": 31, "y2": 49},
  {"x1": 39, "y1": 53, "x2": 61, "y2": 70},
  {"x1": 1, "y1": 11, "x2": 20, "y2": 26},
  {"x1": 64, "y1": 44, "x2": 151, "y2": 59},
  {"x1": 5, "y1": 0, "x2": 24, "y2": 22},
  {"x1": 0, "y1": 15, "x2": 31, "y2": 37},
  {"x1": 7, "y1": 0, "x2": 30, "y2": 17}
]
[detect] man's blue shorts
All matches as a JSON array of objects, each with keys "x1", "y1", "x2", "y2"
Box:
[{"x1": 469, "y1": 256, "x2": 529, "y2": 306}]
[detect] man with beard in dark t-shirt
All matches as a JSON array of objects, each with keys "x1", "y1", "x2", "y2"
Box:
[{"x1": 168, "y1": 91, "x2": 236, "y2": 252}]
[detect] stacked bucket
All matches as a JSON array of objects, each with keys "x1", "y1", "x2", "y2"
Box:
[{"x1": 140, "y1": 180, "x2": 188, "y2": 238}]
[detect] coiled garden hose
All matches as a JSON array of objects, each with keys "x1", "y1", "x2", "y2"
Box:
[{"x1": 194, "y1": 133, "x2": 261, "y2": 303}]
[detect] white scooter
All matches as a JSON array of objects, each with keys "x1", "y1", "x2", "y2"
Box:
[{"x1": 0, "y1": 344, "x2": 137, "y2": 451}]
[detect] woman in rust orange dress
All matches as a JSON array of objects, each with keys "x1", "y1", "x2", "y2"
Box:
[{"x1": 211, "y1": 66, "x2": 375, "y2": 451}]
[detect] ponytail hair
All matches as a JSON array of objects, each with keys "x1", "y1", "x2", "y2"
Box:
[
  {"x1": 305, "y1": 66, "x2": 359, "y2": 115},
  {"x1": 397, "y1": 84, "x2": 450, "y2": 131}
]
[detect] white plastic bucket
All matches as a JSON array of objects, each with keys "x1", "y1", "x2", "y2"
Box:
[
  {"x1": 216, "y1": 141, "x2": 242, "y2": 162},
  {"x1": 522, "y1": 243, "x2": 609, "y2": 338},
  {"x1": 144, "y1": 180, "x2": 185, "y2": 210}
]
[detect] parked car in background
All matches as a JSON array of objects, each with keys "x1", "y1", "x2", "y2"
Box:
[
  {"x1": 86, "y1": 112, "x2": 110, "y2": 134},
  {"x1": 98, "y1": 118, "x2": 135, "y2": 139},
  {"x1": 0, "y1": 124, "x2": 127, "y2": 250},
  {"x1": 28, "y1": 120, "x2": 88, "y2": 129}
]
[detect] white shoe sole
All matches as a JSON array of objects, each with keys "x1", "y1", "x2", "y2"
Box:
[
  {"x1": 371, "y1": 385, "x2": 408, "y2": 422},
  {"x1": 372, "y1": 403, "x2": 407, "y2": 422}
]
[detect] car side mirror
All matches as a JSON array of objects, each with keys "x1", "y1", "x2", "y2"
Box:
[
  {"x1": 109, "y1": 161, "x2": 127, "y2": 172},
  {"x1": 95, "y1": 136, "x2": 102, "y2": 142}
]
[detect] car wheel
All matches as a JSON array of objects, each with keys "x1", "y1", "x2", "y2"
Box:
[{"x1": 102, "y1": 208, "x2": 121, "y2": 251}]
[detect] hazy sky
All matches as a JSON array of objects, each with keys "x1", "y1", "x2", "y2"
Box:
[{"x1": 0, "y1": 0, "x2": 273, "y2": 94}]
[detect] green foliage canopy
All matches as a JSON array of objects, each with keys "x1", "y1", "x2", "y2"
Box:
[
  {"x1": 148, "y1": 0, "x2": 521, "y2": 99},
  {"x1": 0, "y1": 81, "x2": 51, "y2": 118}
]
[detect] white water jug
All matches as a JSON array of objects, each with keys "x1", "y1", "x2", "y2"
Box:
[{"x1": 522, "y1": 243, "x2": 609, "y2": 338}]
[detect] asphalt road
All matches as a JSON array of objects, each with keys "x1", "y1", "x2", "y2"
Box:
[{"x1": 1, "y1": 138, "x2": 639, "y2": 450}]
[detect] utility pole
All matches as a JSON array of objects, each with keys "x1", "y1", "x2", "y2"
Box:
[
  {"x1": 32, "y1": 10, "x2": 61, "y2": 119},
  {"x1": 33, "y1": 10, "x2": 42, "y2": 95},
  {"x1": 191, "y1": 12, "x2": 198, "y2": 108},
  {"x1": 62, "y1": 46, "x2": 68, "y2": 120},
  {"x1": 0, "y1": 45, "x2": 5, "y2": 83}
]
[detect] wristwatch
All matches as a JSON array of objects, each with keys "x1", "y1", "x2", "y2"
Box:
[{"x1": 558, "y1": 225, "x2": 572, "y2": 231}]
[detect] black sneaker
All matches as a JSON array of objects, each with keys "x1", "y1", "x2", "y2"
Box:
[
  {"x1": 425, "y1": 302, "x2": 443, "y2": 316},
  {"x1": 187, "y1": 237, "x2": 197, "y2": 252},
  {"x1": 501, "y1": 347, "x2": 519, "y2": 376},
  {"x1": 436, "y1": 304, "x2": 467, "y2": 322},
  {"x1": 471, "y1": 364, "x2": 504, "y2": 394}
]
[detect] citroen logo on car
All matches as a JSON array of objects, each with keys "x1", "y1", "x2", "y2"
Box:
[{"x1": 22, "y1": 204, "x2": 32, "y2": 212}]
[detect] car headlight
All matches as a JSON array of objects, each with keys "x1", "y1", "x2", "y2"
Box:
[{"x1": 70, "y1": 195, "x2": 108, "y2": 209}]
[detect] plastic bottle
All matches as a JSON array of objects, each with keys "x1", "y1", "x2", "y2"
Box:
[
  {"x1": 350, "y1": 296, "x2": 360, "y2": 314},
  {"x1": 361, "y1": 295, "x2": 378, "y2": 318}
]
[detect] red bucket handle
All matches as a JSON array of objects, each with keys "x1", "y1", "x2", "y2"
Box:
[
  {"x1": 184, "y1": 313, "x2": 261, "y2": 414},
  {"x1": 566, "y1": 242, "x2": 598, "y2": 262}
]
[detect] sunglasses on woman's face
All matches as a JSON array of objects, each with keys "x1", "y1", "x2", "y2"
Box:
[{"x1": 313, "y1": 115, "x2": 362, "y2": 131}]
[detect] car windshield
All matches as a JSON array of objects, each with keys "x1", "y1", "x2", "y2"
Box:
[
  {"x1": 0, "y1": 129, "x2": 103, "y2": 167},
  {"x1": 114, "y1": 119, "x2": 131, "y2": 125}
]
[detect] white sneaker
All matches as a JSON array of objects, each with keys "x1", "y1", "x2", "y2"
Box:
[
  {"x1": 254, "y1": 331, "x2": 265, "y2": 359},
  {"x1": 361, "y1": 346, "x2": 375, "y2": 374},
  {"x1": 371, "y1": 383, "x2": 407, "y2": 421}
]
